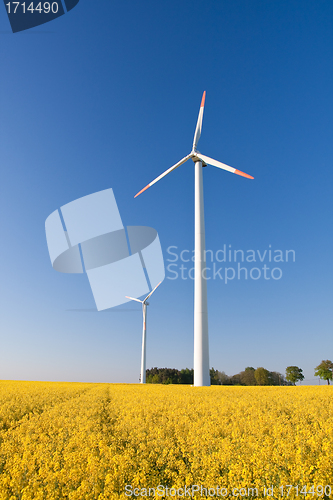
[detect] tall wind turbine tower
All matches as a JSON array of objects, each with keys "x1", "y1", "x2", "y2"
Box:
[
  {"x1": 126, "y1": 281, "x2": 161, "y2": 384},
  {"x1": 135, "y1": 92, "x2": 254, "y2": 386}
]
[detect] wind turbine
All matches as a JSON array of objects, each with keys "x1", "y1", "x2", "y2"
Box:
[
  {"x1": 126, "y1": 281, "x2": 161, "y2": 384},
  {"x1": 134, "y1": 92, "x2": 254, "y2": 387}
]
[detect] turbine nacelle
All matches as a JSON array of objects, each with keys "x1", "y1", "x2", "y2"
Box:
[{"x1": 190, "y1": 151, "x2": 207, "y2": 166}]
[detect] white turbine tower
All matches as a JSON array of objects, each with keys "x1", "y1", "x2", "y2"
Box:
[
  {"x1": 135, "y1": 92, "x2": 254, "y2": 387},
  {"x1": 126, "y1": 281, "x2": 161, "y2": 384}
]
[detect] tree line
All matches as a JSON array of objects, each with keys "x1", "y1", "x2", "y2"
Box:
[{"x1": 146, "y1": 360, "x2": 333, "y2": 385}]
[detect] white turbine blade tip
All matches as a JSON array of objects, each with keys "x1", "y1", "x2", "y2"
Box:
[
  {"x1": 134, "y1": 156, "x2": 191, "y2": 198},
  {"x1": 144, "y1": 281, "x2": 162, "y2": 302},
  {"x1": 192, "y1": 91, "x2": 206, "y2": 149},
  {"x1": 200, "y1": 91, "x2": 206, "y2": 108},
  {"x1": 234, "y1": 169, "x2": 254, "y2": 179},
  {"x1": 134, "y1": 184, "x2": 150, "y2": 198},
  {"x1": 125, "y1": 296, "x2": 143, "y2": 303}
]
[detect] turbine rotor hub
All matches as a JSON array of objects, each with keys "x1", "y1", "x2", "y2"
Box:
[{"x1": 191, "y1": 151, "x2": 207, "y2": 166}]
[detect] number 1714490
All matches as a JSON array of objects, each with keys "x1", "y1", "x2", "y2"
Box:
[
  {"x1": 5, "y1": 2, "x2": 59, "y2": 14},
  {"x1": 279, "y1": 485, "x2": 332, "y2": 496}
]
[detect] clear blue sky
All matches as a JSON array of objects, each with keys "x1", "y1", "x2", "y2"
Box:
[{"x1": 0, "y1": 0, "x2": 332, "y2": 384}]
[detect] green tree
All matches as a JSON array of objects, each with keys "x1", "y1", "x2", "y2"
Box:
[
  {"x1": 269, "y1": 371, "x2": 286, "y2": 386},
  {"x1": 314, "y1": 360, "x2": 333, "y2": 385},
  {"x1": 229, "y1": 373, "x2": 242, "y2": 385},
  {"x1": 216, "y1": 371, "x2": 231, "y2": 385},
  {"x1": 240, "y1": 367, "x2": 256, "y2": 385},
  {"x1": 285, "y1": 366, "x2": 304, "y2": 385},
  {"x1": 180, "y1": 368, "x2": 194, "y2": 384},
  {"x1": 210, "y1": 368, "x2": 222, "y2": 385},
  {"x1": 254, "y1": 367, "x2": 270, "y2": 385},
  {"x1": 146, "y1": 367, "x2": 194, "y2": 384}
]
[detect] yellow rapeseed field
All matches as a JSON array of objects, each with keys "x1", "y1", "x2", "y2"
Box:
[{"x1": 0, "y1": 382, "x2": 332, "y2": 499}]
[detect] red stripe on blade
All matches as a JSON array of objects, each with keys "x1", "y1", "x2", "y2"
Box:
[
  {"x1": 134, "y1": 184, "x2": 150, "y2": 198},
  {"x1": 201, "y1": 91, "x2": 206, "y2": 108},
  {"x1": 234, "y1": 169, "x2": 254, "y2": 179}
]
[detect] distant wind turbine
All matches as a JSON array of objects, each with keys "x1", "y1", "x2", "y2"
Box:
[
  {"x1": 134, "y1": 92, "x2": 254, "y2": 387},
  {"x1": 126, "y1": 281, "x2": 161, "y2": 384}
]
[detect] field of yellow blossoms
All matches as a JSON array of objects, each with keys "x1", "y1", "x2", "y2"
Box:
[{"x1": 0, "y1": 382, "x2": 332, "y2": 499}]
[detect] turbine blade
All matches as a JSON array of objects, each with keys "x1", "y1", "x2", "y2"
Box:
[
  {"x1": 196, "y1": 153, "x2": 254, "y2": 179},
  {"x1": 125, "y1": 296, "x2": 143, "y2": 303},
  {"x1": 192, "y1": 91, "x2": 206, "y2": 150},
  {"x1": 143, "y1": 281, "x2": 162, "y2": 302},
  {"x1": 134, "y1": 154, "x2": 192, "y2": 198}
]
